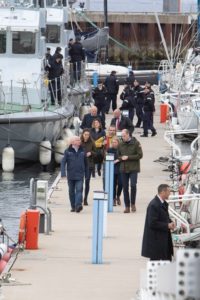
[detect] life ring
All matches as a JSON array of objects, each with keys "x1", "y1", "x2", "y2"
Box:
[{"x1": 18, "y1": 212, "x2": 27, "y2": 244}]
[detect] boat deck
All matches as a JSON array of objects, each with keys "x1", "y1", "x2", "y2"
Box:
[{"x1": 2, "y1": 91, "x2": 171, "y2": 300}]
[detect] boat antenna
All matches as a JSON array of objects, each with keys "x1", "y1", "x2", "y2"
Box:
[
  {"x1": 198, "y1": 0, "x2": 200, "y2": 45},
  {"x1": 104, "y1": 0, "x2": 108, "y2": 63}
]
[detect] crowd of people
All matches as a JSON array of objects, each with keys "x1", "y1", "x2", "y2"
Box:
[
  {"x1": 60, "y1": 69, "x2": 160, "y2": 215},
  {"x1": 60, "y1": 67, "x2": 175, "y2": 262}
]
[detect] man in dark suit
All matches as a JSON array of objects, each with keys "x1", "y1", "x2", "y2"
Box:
[
  {"x1": 141, "y1": 184, "x2": 175, "y2": 261},
  {"x1": 110, "y1": 109, "x2": 134, "y2": 135},
  {"x1": 80, "y1": 106, "x2": 105, "y2": 130}
]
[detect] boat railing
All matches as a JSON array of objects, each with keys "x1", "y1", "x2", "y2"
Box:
[
  {"x1": 168, "y1": 193, "x2": 200, "y2": 236},
  {"x1": 164, "y1": 129, "x2": 197, "y2": 160}
]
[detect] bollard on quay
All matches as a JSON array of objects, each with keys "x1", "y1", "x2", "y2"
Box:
[
  {"x1": 105, "y1": 153, "x2": 114, "y2": 212},
  {"x1": 92, "y1": 191, "x2": 106, "y2": 264}
]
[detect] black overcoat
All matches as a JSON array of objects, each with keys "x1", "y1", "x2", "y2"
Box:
[{"x1": 141, "y1": 195, "x2": 174, "y2": 260}]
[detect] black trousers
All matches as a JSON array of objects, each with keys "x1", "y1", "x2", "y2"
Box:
[
  {"x1": 121, "y1": 172, "x2": 138, "y2": 207},
  {"x1": 106, "y1": 93, "x2": 117, "y2": 112},
  {"x1": 113, "y1": 173, "x2": 123, "y2": 199}
]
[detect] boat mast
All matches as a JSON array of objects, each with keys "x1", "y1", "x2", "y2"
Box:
[
  {"x1": 198, "y1": 0, "x2": 200, "y2": 45},
  {"x1": 104, "y1": 0, "x2": 108, "y2": 62}
]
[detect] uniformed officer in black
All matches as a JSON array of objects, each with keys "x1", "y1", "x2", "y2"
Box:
[
  {"x1": 133, "y1": 80, "x2": 144, "y2": 128},
  {"x1": 69, "y1": 37, "x2": 85, "y2": 82},
  {"x1": 140, "y1": 86, "x2": 157, "y2": 137},
  {"x1": 104, "y1": 70, "x2": 119, "y2": 113}
]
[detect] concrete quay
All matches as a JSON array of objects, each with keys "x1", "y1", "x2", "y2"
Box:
[{"x1": 3, "y1": 96, "x2": 171, "y2": 300}]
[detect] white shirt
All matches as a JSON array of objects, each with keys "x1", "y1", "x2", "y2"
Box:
[{"x1": 157, "y1": 194, "x2": 164, "y2": 204}]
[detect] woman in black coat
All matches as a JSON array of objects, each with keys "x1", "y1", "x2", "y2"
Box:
[
  {"x1": 80, "y1": 129, "x2": 96, "y2": 205},
  {"x1": 90, "y1": 119, "x2": 106, "y2": 176},
  {"x1": 141, "y1": 184, "x2": 174, "y2": 261}
]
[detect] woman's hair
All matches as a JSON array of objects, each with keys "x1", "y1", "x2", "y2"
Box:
[
  {"x1": 91, "y1": 118, "x2": 102, "y2": 129},
  {"x1": 80, "y1": 128, "x2": 94, "y2": 143},
  {"x1": 111, "y1": 137, "x2": 119, "y2": 145}
]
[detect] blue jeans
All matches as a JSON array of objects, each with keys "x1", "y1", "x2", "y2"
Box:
[
  {"x1": 121, "y1": 172, "x2": 138, "y2": 207},
  {"x1": 68, "y1": 179, "x2": 83, "y2": 209}
]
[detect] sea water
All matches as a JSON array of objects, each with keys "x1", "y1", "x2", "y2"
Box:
[{"x1": 0, "y1": 162, "x2": 59, "y2": 241}]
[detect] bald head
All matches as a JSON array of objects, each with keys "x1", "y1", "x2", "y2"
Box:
[
  {"x1": 113, "y1": 109, "x2": 121, "y2": 118},
  {"x1": 90, "y1": 106, "x2": 98, "y2": 116},
  {"x1": 70, "y1": 136, "x2": 81, "y2": 147}
]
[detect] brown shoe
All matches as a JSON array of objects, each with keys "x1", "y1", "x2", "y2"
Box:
[
  {"x1": 117, "y1": 197, "x2": 121, "y2": 205},
  {"x1": 113, "y1": 199, "x2": 117, "y2": 206},
  {"x1": 124, "y1": 207, "x2": 130, "y2": 213},
  {"x1": 131, "y1": 204, "x2": 136, "y2": 212}
]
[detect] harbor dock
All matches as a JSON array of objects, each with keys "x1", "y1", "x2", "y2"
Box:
[{"x1": 3, "y1": 95, "x2": 170, "y2": 300}]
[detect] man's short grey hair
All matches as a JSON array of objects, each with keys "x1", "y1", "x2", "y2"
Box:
[{"x1": 158, "y1": 184, "x2": 170, "y2": 194}]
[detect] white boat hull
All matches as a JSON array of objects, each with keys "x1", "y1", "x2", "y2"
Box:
[{"x1": 0, "y1": 104, "x2": 74, "y2": 163}]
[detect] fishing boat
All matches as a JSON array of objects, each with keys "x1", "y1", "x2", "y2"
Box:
[{"x1": 0, "y1": 0, "x2": 91, "y2": 164}]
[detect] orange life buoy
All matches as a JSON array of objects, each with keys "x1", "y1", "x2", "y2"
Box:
[{"x1": 18, "y1": 212, "x2": 27, "y2": 244}]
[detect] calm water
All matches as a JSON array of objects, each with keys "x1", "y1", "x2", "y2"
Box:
[{"x1": 0, "y1": 162, "x2": 59, "y2": 241}]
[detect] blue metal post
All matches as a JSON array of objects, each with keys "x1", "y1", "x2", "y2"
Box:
[
  {"x1": 92, "y1": 191, "x2": 105, "y2": 264},
  {"x1": 105, "y1": 154, "x2": 114, "y2": 213},
  {"x1": 92, "y1": 71, "x2": 98, "y2": 87}
]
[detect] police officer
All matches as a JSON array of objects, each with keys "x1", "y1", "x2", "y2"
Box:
[
  {"x1": 125, "y1": 70, "x2": 135, "y2": 87},
  {"x1": 133, "y1": 80, "x2": 144, "y2": 128},
  {"x1": 140, "y1": 86, "x2": 157, "y2": 137},
  {"x1": 104, "y1": 71, "x2": 119, "y2": 113},
  {"x1": 69, "y1": 37, "x2": 85, "y2": 82},
  {"x1": 46, "y1": 53, "x2": 64, "y2": 105}
]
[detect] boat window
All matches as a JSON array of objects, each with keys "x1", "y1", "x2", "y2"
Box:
[
  {"x1": 0, "y1": 31, "x2": 6, "y2": 54},
  {"x1": 46, "y1": 25, "x2": 60, "y2": 43},
  {"x1": 12, "y1": 31, "x2": 36, "y2": 54}
]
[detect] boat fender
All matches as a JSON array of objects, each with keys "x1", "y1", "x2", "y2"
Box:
[
  {"x1": 0, "y1": 260, "x2": 7, "y2": 274},
  {"x1": 39, "y1": 140, "x2": 51, "y2": 166},
  {"x1": 180, "y1": 162, "x2": 190, "y2": 174},
  {"x1": 79, "y1": 105, "x2": 90, "y2": 120},
  {"x1": 18, "y1": 212, "x2": 27, "y2": 244},
  {"x1": 2, "y1": 251, "x2": 11, "y2": 262},
  {"x1": 63, "y1": 128, "x2": 74, "y2": 148},
  {"x1": 73, "y1": 117, "x2": 81, "y2": 135},
  {"x1": 0, "y1": 244, "x2": 7, "y2": 260},
  {"x1": 55, "y1": 139, "x2": 66, "y2": 164},
  {"x1": 2, "y1": 145, "x2": 15, "y2": 172}
]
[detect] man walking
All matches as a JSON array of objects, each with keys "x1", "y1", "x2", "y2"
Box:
[
  {"x1": 81, "y1": 106, "x2": 105, "y2": 130},
  {"x1": 61, "y1": 136, "x2": 86, "y2": 213},
  {"x1": 118, "y1": 129, "x2": 143, "y2": 213},
  {"x1": 141, "y1": 184, "x2": 175, "y2": 261},
  {"x1": 110, "y1": 109, "x2": 134, "y2": 135}
]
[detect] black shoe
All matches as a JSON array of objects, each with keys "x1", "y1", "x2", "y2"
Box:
[
  {"x1": 83, "y1": 199, "x2": 88, "y2": 206},
  {"x1": 92, "y1": 170, "x2": 95, "y2": 178},
  {"x1": 151, "y1": 131, "x2": 157, "y2": 137},
  {"x1": 140, "y1": 134, "x2": 148, "y2": 137},
  {"x1": 97, "y1": 169, "x2": 101, "y2": 176},
  {"x1": 135, "y1": 123, "x2": 141, "y2": 128},
  {"x1": 76, "y1": 205, "x2": 83, "y2": 213},
  {"x1": 71, "y1": 208, "x2": 75, "y2": 212}
]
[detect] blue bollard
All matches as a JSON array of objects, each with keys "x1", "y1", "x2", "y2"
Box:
[
  {"x1": 92, "y1": 71, "x2": 98, "y2": 87},
  {"x1": 92, "y1": 191, "x2": 105, "y2": 264},
  {"x1": 105, "y1": 153, "x2": 114, "y2": 213},
  {"x1": 103, "y1": 192, "x2": 108, "y2": 238}
]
